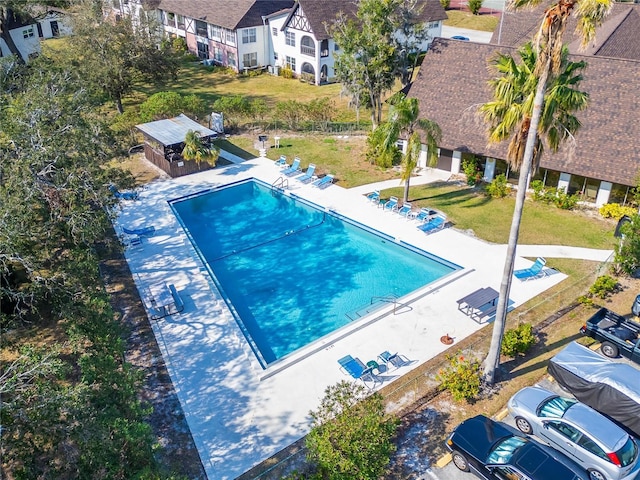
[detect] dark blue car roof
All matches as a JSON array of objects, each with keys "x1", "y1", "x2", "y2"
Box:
[{"x1": 450, "y1": 415, "x2": 513, "y2": 461}]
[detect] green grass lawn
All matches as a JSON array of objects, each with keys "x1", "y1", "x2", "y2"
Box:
[
  {"x1": 228, "y1": 134, "x2": 399, "y2": 187},
  {"x1": 444, "y1": 10, "x2": 499, "y2": 31},
  {"x1": 382, "y1": 182, "x2": 616, "y2": 248}
]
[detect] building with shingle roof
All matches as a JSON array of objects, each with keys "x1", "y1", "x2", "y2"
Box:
[
  {"x1": 407, "y1": 38, "x2": 640, "y2": 206},
  {"x1": 122, "y1": 0, "x2": 447, "y2": 85},
  {"x1": 492, "y1": 1, "x2": 640, "y2": 61}
]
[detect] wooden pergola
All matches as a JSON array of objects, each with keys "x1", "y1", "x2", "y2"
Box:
[{"x1": 136, "y1": 114, "x2": 218, "y2": 178}]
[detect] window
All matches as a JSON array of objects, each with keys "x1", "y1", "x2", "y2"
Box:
[
  {"x1": 196, "y1": 41, "x2": 209, "y2": 59},
  {"x1": 242, "y1": 28, "x2": 256, "y2": 44},
  {"x1": 546, "y1": 421, "x2": 581, "y2": 442},
  {"x1": 195, "y1": 20, "x2": 208, "y2": 38},
  {"x1": 274, "y1": 52, "x2": 278, "y2": 60},
  {"x1": 576, "y1": 435, "x2": 608, "y2": 461},
  {"x1": 243, "y1": 52, "x2": 258, "y2": 68},
  {"x1": 22, "y1": 27, "x2": 34, "y2": 39},
  {"x1": 211, "y1": 25, "x2": 222, "y2": 40},
  {"x1": 538, "y1": 396, "x2": 576, "y2": 418},
  {"x1": 300, "y1": 35, "x2": 315, "y2": 56},
  {"x1": 166, "y1": 12, "x2": 175, "y2": 26},
  {"x1": 213, "y1": 47, "x2": 223, "y2": 63},
  {"x1": 225, "y1": 29, "x2": 235, "y2": 44},
  {"x1": 285, "y1": 55, "x2": 296, "y2": 72},
  {"x1": 487, "y1": 436, "x2": 527, "y2": 464},
  {"x1": 177, "y1": 14, "x2": 185, "y2": 29},
  {"x1": 228, "y1": 51, "x2": 236, "y2": 67},
  {"x1": 285, "y1": 31, "x2": 295, "y2": 47},
  {"x1": 427, "y1": 21, "x2": 439, "y2": 29},
  {"x1": 272, "y1": 27, "x2": 278, "y2": 36}
]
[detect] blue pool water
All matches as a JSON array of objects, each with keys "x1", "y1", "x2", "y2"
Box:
[{"x1": 170, "y1": 179, "x2": 458, "y2": 367}]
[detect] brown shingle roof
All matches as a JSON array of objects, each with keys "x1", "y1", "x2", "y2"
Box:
[
  {"x1": 293, "y1": 0, "x2": 447, "y2": 41},
  {"x1": 408, "y1": 38, "x2": 640, "y2": 186},
  {"x1": 158, "y1": 0, "x2": 293, "y2": 30},
  {"x1": 492, "y1": 2, "x2": 640, "y2": 61}
]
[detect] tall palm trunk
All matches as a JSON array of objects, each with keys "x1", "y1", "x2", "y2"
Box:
[{"x1": 483, "y1": 65, "x2": 550, "y2": 384}]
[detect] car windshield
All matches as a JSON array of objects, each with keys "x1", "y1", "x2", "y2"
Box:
[
  {"x1": 488, "y1": 436, "x2": 528, "y2": 464},
  {"x1": 538, "y1": 395, "x2": 576, "y2": 418},
  {"x1": 617, "y1": 437, "x2": 638, "y2": 467}
]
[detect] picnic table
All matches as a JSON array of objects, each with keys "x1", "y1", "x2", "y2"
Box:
[
  {"x1": 149, "y1": 283, "x2": 173, "y2": 319},
  {"x1": 457, "y1": 287, "x2": 500, "y2": 323}
]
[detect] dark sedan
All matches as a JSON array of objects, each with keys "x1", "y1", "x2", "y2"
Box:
[{"x1": 446, "y1": 414, "x2": 587, "y2": 480}]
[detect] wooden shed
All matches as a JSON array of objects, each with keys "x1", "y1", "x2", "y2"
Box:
[{"x1": 136, "y1": 114, "x2": 218, "y2": 178}]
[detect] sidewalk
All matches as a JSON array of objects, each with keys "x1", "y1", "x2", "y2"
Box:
[{"x1": 348, "y1": 169, "x2": 452, "y2": 195}]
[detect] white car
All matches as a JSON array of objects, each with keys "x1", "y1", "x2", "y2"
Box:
[{"x1": 508, "y1": 386, "x2": 640, "y2": 480}]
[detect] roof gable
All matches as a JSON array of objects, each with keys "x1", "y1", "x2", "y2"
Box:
[
  {"x1": 158, "y1": 0, "x2": 293, "y2": 30},
  {"x1": 408, "y1": 39, "x2": 640, "y2": 186},
  {"x1": 286, "y1": 0, "x2": 446, "y2": 41}
]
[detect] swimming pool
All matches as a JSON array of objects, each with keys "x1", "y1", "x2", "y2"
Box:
[{"x1": 170, "y1": 179, "x2": 459, "y2": 367}]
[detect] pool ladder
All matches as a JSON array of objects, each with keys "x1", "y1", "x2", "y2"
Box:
[
  {"x1": 370, "y1": 294, "x2": 413, "y2": 315},
  {"x1": 272, "y1": 176, "x2": 288, "y2": 191}
]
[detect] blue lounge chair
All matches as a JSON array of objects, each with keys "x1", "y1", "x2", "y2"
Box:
[
  {"x1": 514, "y1": 257, "x2": 547, "y2": 281},
  {"x1": 109, "y1": 184, "x2": 138, "y2": 201},
  {"x1": 123, "y1": 226, "x2": 156, "y2": 237},
  {"x1": 418, "y1": 214, "x2": 446, "y2": 234},
  {"x1": 377, "y1": 351, "x2": 406, "y2": 370},
  {"x1": 282, "y1": 157, "x2": 301, "y2": 176},
  {"x1": 297, "y1": 163, "x2": 316, "y2": 183},
  {"x1": 397, "y1": 202, "x2": 412, "y2": 218},
  {"x1": 382, "y1": 196, "x2": 399, "y2": 212},
  {"x1": 338, "y1": 355, "x2": 376, "y2": 386},
  {"x1": 275, "y1": 154, "x2": 287, "y2": 166},
  {"x1": 366, "y1": 190, "x2": 380, "y2": 203},
  {"x1": 312, "y1": 174, "x2": 334, "y2": 189},
  {"x1": 414, "y1": 208, "x2": 435, "y2": 223}
]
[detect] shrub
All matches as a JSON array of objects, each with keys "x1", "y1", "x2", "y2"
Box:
[
  {"x1": 440, "y1": 0, "x2": 451, "y2": 8},
  {"x1": 183, "y1": 53, "x2": 199, "y2": 62},
  {"x1": 306, "y1": 381, "x2": 398, "y2": 480},
  {"x1": 501, "y1": 323, "x2": 536, "y2": 357},
  {"x1": 436, "y1": 352, "x2": 481, "y2": 402},
  {"x1": 599, "y1": 203, "x2": 637, "y2": 220},
  {"x1": 280, "y1": 66, "x2": 295, "y2": 79},
  {"x1": 486, "y1": 174, "x2": 509, "y2": 198},
  {"x1": 589, "y1": 275, "x2": 619, "y2": 299},
  {"x1": 462, "y1": 156, "x2": 482, "y2": 186},
  {"x1": 553, "y1": 187, "x2": 579, "y2": 210},
  {"x1": 530, "y1": 180, "x2": 546, "y2": 201},
  {"x1": 468, "y1": 0, "x2": 483, "y2": 14},
  {"x1": 615, "y1": 214, "x2": 640, "y2": 275},
  {"x1": 172, "y1": 36, "x2": 187, "y2": 53}
]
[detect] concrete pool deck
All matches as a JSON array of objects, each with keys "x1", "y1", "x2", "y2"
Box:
[{"x1": 115, "y1": 157, "x2": 610, "y2": 479}]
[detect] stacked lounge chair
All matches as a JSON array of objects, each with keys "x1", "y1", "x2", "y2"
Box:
[{"x1": 514, "y1": 257, "x2": 547, "y2": 281}]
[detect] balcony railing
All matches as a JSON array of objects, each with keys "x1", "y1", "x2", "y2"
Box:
[
  {"x1": 300, "y1": 45, "x2": 316, "y2": 57},
  {"x1": 320, "y1": 49, "x2": 329, "y2": 58}
]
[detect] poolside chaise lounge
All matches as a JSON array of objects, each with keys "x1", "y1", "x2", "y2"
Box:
[
  {"x1": 109, "y1": 184, "x2": 138, "y2": 201},
  {"x1": 297, "y1": 163, "x2": 316, "y2": 183},
  {"x1": 338, "y1": 355, "x2": 376, "y2": 386},
  {"x1": 366, "y1": 190, "x2": 380, "y2": 204},
  {"x1": 123, "y1": 226, "x2": 156, "y2": 237},
  {"x1": 312, "y1": 174, "x2": 334, "y2": 189},
  {"x1": 282, "y1": 157, "x2": 301, "y2": 176},
  {"x1": 167, "y1": 284, "x2": 185, "y2": 314},
  {"x1": 414, "y1": 208, "x2": 436, "y2": 223},
  {"x1": 397, "y1": 202, "x2": 412, "y2": 218},
  {"x1": 275, "y1": 154, "x2": 287, "y2": 166},
  {"x1": 382, "y1": 196, "x2": 399, "y2": 212},
  {"x1": 418, "y1": 214, "x2": 446, "y2": 234},
  {"x1": 514, "y1": 257, "x2": 547, "y2": 281},
  {"x1": 377, "y1": 351, "x2": 406, "y2": 370}
]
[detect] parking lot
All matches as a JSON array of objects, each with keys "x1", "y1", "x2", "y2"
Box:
[{"x1": 431, "y1": 344, "x2": 640, "y2": 480}]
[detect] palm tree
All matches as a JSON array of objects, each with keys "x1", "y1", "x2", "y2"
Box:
[
  {"x1": 373, "y1": 93, "x2": 441, "y2": 203},
  {"x1": 480, "y1": 4, "x2": 606, "y2": 385},
  {"x1": 181, "y1": 129, "x2": 219, "y2": 166}
]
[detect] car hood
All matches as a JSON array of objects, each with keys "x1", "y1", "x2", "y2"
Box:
[{"x1": 509, "y1": 386, "x2": 558, "y2": 413}]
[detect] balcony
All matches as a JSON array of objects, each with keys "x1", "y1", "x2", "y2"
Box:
[{"x1": 300, "y1": 45, "x2": 316, "y2": 57}]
